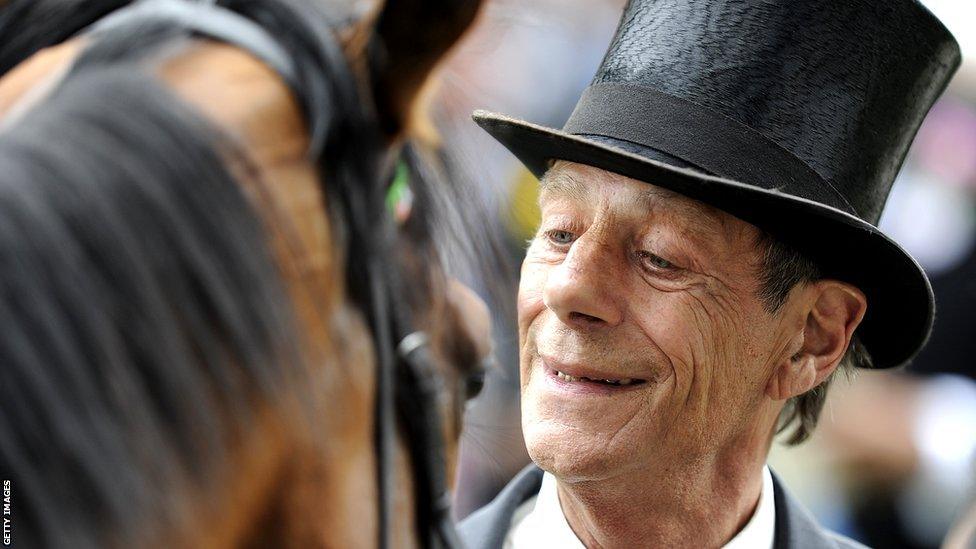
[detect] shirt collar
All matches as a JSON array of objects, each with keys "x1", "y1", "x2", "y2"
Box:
[
  {"x1": 507, "y1": 465, "x2": 776, "y2": 549},
  {"x1": 724, "y1": 465, "x2": 776, "y2": 549}
]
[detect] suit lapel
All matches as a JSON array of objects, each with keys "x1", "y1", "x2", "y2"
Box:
[
  {"x1": 771, "y1": 471, "x2": 860, "y2": 549},
  {"x1": 458, "y1": 465, "x2": 544, "y2": 549}
]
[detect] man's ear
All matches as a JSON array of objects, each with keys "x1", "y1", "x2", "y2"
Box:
[{"x1": 766, "y1": 280, "x2": 867, "y2": 401}]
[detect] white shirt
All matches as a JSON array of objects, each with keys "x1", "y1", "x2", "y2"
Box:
[{"x1": 505, "y1": 466, "x2": 776, "y2": 549}]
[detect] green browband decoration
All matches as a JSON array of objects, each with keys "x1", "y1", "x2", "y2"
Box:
[{"x1": 386, "y1": 160, "x2": 410, "y2": 217}]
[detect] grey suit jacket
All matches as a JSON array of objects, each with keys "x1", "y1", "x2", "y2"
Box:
[{"x1": 458, "y1": 465, "x2": 868, "y2": 549}]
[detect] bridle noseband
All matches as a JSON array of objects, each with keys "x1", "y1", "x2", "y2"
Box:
[
  {"x1": 397, "y1": 332, "x2": 464, "y2": 548},
  {"x1": 81, "y1": 2, "x2": 462, "y2": 548}
]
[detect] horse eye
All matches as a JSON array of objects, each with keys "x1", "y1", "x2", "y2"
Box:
[
  {"x1": 463, "y1": 355, "x2": 493, "y2": 401},
  {"x1": 464, "y1": 370, "x2": 485, "y2": 401}
]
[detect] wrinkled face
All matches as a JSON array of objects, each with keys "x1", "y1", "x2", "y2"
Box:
[{"x1": 519, "y1": 162, "x2": 794, "y2": 479}]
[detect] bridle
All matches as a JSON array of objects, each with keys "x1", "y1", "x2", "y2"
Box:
[{"x1": 82, "y1": 1, "x2": 462, "y2": 547}]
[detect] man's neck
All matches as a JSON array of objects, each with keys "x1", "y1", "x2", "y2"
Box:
[{"x1": 554, "y1": 439, "x2": 770, "y2": 549}]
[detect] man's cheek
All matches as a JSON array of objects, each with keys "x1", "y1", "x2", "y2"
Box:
[
  {"x1": 637, "y1": 297, "x2": 718, "y2": 399},
  {"x1": 637, "y1": 297, "x2": 707, "y2": 363},
  {"x1": 672, "y1": 293, "x2": 737, "y2": 364},
  {"x1": 517, "y1": 260, "x2": 548, "y2": 329}
]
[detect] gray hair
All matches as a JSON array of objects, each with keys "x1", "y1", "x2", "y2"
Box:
[{"x1": 755, "y1": 232, "x2": 872, "y2": 445}]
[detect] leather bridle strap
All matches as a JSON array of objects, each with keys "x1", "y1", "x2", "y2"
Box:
[
  {"x1": 85, "y1": 0, "x2": 299, "y2": 91},
  {"x1": 369, "y1": 256, "x2": 398, "y2": 549},
  {"x1": 397, "y1": 332, "x2": 463, "y2": 549}
]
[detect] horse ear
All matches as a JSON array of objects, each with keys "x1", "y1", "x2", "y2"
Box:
[{"x1": 364, "y1": 0, "x2": 484, "y2": 134}]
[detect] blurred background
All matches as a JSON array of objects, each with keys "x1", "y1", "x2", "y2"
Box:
[{"x1": 431, "y1": 1, "x2": 976, "y2": 547}]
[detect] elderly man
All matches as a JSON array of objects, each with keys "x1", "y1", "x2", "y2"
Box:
[{"x1": 459, "y1": 0, "x2": 961, "y2": 547}]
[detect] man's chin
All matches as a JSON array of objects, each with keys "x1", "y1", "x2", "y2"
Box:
[{"x1": 522, "y1": 419, "x2": 625, "y2": 481}]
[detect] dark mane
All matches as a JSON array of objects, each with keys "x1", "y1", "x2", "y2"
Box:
[{"x1": 0, "y1": 0, "x2": 133, "y2": 75}]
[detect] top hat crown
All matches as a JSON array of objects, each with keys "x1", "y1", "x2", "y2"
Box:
[{"x1": 474, "y1": 0, "x2": 961, "y2": 368}]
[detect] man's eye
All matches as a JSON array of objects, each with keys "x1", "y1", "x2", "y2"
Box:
[
  {"x1": 637, "y1": 250, "x2": 675, "y2": 270},
  {"x1": 545, "y1": 230, "x2": 576, "y2": 245}
]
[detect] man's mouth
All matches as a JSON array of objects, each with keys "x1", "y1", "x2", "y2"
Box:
[{"x1": 552, "y1": 369, "x2": 647, "y2": 387}]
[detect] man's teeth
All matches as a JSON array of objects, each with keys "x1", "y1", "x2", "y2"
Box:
[{"x1": 555, "y1": 370, "x2": 636, "y2": 386}]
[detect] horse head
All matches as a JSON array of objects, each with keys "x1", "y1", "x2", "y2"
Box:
[{"x1": 0, "y1": 0, "x2": 495, "y2": 547}]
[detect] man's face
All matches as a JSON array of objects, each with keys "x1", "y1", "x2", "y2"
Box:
[{"x1": 519, "y1": 162, "x2": 794, "y2": 480}]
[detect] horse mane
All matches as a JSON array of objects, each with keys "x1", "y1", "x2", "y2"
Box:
[{"x1": 0, "y1": 0, "x2": 133, "y2": 74}]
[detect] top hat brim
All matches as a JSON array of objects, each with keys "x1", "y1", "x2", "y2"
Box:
[{"x1": 475, "y1": 110, "x2": 934, "y2": 370}]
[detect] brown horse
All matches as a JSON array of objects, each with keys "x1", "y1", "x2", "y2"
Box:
[{"x1": 0, "y1": 0, "x2": 496, "y2": 547}]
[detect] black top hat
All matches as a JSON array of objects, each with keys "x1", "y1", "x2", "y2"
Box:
[{"x1": 475, "y1": 0, "x2": 961, "y2": 369}]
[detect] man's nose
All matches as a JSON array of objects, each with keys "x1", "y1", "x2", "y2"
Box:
[{"x1": 542, "y1": 235, "x2": 624, "y2": 329}]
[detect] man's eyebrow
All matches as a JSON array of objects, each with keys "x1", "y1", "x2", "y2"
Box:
[
  {"x1": 635, "y1": 186, "x2": 725, "y2": 238},
  {"x1": 538, "y1": 169, "x2": 589, "y2": 203},
  {"x1": 539, "y1": 169, "x2": 727, "y2": 240}
]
